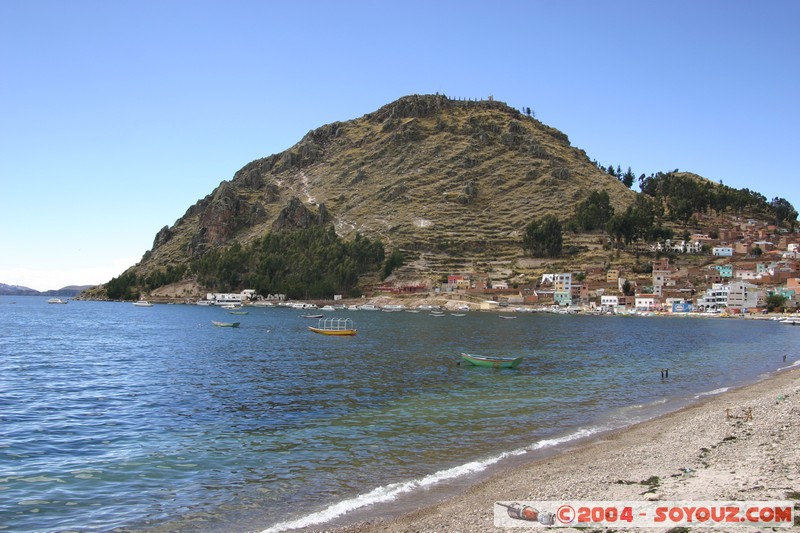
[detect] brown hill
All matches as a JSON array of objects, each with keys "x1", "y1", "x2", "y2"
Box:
[{"x1": 106, "y1": 94, "x2": 639, "y2": 293}]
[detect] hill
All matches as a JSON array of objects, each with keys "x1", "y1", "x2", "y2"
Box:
[
  {"x1": 0, "y1": 283, "x2": 40, "y2": 296},
  {"x1": 86, "y1": 94, "x2": 640, "y2": 298},
  {"x1": 0, "y1": 283, "x2": 95, "y2": 296},
  {"x1": 82, "y1": 94, "x2": 797, "y2": 301}
]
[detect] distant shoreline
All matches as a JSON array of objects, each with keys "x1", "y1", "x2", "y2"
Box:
[{"x1": 69, "y1": 293, "x2": 800, "y2": 324}]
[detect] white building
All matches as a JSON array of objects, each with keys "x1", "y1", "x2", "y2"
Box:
[
  {"x1": 600, "y1": 295, "x2": 619, "y2": 309},
  {"x1": 712, "y1": 246, "x2": 734, "y2": 257},
  {"x1": 203, "y1": 290, "x2": 257, "y2": 304},
  {"x1": 697, "y1": 283, "x2": 729, "y2": 310},
  {"x1": 635, "y1": 294, "x2": 658, "y2": 311},
  {"x1": 554, "y1": 273, "x2": 572, "y2": 292},
  {"x1": 734, "y1": 269, "x2": 759, "y2": 281},
  {"x1": 727, "y1": 281, "x2": 761, "y2": 310}
]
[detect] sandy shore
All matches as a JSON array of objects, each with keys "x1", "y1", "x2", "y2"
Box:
[{"x1": 334, "y1": 366, "x2": 800, "y2": 532}]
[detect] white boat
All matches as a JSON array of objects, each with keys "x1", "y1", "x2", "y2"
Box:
[
  {"x1": 319, "y1": 305, "x2": 336, "y2": 311},
  {"x1": 779, "y1": 317, "x2": 800, "y2": 325},
  {"x1": 47, "y1": 298, "x2": 68, "y2": 304},
  {"x1": 133, "y1": 300, "x2": 154, "y2": 307},
  {"x1": 196, "y1": 300, "x2": 214, "y2": 306},
  {"x1": 358, "y1": 304, "x2": 381, "y2": 311}
]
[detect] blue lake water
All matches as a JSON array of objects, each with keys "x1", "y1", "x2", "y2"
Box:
[{"x1": 1, "y1": 296, "x2": 798, "y2": 532}]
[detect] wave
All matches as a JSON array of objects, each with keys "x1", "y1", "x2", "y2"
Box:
[
  {"x1": 260, "y1": 426, "x2": 605, "y2": 532},
  {"x1": 618, "y1": 397, "x2": 669, "y2": 411},
  {"x1": 693, "y1": 387, "x2": 730, "y2": 399}
]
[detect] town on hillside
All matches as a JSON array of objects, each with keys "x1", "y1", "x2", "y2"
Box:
[{"x1": 373, "y1": 217, "x2": 800, "y2": 315}]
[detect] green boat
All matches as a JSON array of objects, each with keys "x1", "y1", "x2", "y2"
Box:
[{"x1": 460, "y1": 352, "x2": 522, "y2": 369}]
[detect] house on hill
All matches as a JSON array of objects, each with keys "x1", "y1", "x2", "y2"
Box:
[
  {"x1": 635, "y1": 294, "x2": 659, "y2": 312},
  {"x1": 713, "y1": 246, "x2": 734, "y2": 257}
]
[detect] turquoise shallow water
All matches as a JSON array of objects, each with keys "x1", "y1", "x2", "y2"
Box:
[{"x1": 1, "y1": 297, "x2": 797, "y2": 532}]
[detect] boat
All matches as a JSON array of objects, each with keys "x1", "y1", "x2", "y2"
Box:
[
  {"x1": 778, "y1": 317, "x2": 800, "y2": 325},
  {"x1": 301, "y1": 314, "x2": 324, "y2": 319},
  {"x1": 212, "y1": 321, "x2": 240, "y2": 327},
  {"x1": 319, "y1": 305, "x2": 336, "y2": 311},
  {"x1": 308, "y1": 317, "x2": 357, "y2": 336},
  {"x1": 358, "y1": 304, "x2": 381, "y2": 311},
  {"x1": 499, "y1": 315, "x2": 517, "y2": 319},
  {"x1": 47, "y1": 298, "x2": 68, "y2": 304},
  {"x1": 227, "y1": 310, "x2": 249, "y2": 315},
  {"x1": 460, "y1": 352, "x2": 523, "y2": 369},
  {"x1": 133, "y1": 300, "x2": 154, "y2": 307}
]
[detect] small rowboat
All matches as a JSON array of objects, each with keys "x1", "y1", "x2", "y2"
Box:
[
  {"x1": 308, "y1": 317, "x2": 356, "y2": 336},
  {"x1": 460, "y1": 352, "x2": 522, "y2": 369},
  {"x1": 212, "y1": 321, "x2": 240, "y2": 328},
  {"x1": 301, "y1": 314, "x2": 324, "y2": 319}
]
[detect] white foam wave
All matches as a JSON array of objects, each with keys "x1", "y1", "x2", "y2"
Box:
[
  {"x1": 261, "y1": 427, "x2": 604, "y2": 532},
  {"x1": 620, "y1": 398, "x2": 669, "y2": 411},
  {"x1": 525, "y1": 426, "x2": 604, "y2": 451},
  {"x1": 694, "y1": 387, "x2": 729, "y2": 399},
  {"x1": 260, "y1": 458, "x2": 501, "y2": 532}
]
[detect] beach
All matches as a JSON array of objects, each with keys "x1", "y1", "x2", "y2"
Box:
[{"x1": 336, "y1": 365, "x2": 800, "y2": 532}]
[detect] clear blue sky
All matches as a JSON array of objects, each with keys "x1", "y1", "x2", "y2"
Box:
[{"x1": 1, "y1": 0, "x2": 798, "y2": 291}]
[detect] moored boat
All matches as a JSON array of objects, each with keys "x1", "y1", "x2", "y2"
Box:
[
  {"x1": 460, "y1": 352, "x2": 523, "y2": 369},
  {"x1": 47, "y1": 298, "x2": 68, "y2": 304},
  {"x1": 212, "y1": 321, "x2": 240, "y2": 327},
  {"x1": 308, "y1": 317, "x2": 357, "y2": 336},
  {"x1": 133, "y1": 300, "x2": 154, "y2": 307}
]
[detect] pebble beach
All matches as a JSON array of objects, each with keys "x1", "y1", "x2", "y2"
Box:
[{"x1": 335, "y1": 365, "x2": 800, "y2": 532}]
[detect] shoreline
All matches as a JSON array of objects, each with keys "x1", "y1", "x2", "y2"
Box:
[{"x1": 330, "y1": 365, "x2": 800, "y2": 532}]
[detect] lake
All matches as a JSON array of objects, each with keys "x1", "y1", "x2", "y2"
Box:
[{"x1": 1, "y1": 297, "x2": 797, "y2": 532}]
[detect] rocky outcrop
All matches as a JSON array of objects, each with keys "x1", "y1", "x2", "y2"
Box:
[
  {"x1": 188, "y1": 181, "x2": 251, "y2": 255},
  {"x1": 152, "y1": 225, "x2": 173, "y2": 251},
  {"x1": 271, "y1": 197, "x2": 328, "y2": 232}
]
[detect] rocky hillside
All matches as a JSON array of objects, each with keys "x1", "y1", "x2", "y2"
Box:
[{"x1": 105, "y1": 94, "x2": 639, "y2": 292}]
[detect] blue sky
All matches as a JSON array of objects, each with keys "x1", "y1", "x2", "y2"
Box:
[{"x1": 1, "y1": 0, "x2": 798, "y2": 291}]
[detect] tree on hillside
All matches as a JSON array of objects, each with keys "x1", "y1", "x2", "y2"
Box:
[
  {"x1": 621, "y1": 167, "x2": 635, "y2": 188},
  {"x1": 770, "y1": 197, "x2": 798, "y2": 230},
  {"x1": 622, "y1": 280, "x2": 634, "y2": 296},
  {"x1": 574, "y1": 190, "x2": 614, "y2": 231},
  {"x1": 766, "y1": 294, "x2": 786, "y2": 313},
  {"x1": 523, "y1": 215, "x2": 563, "y2": 258}
]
